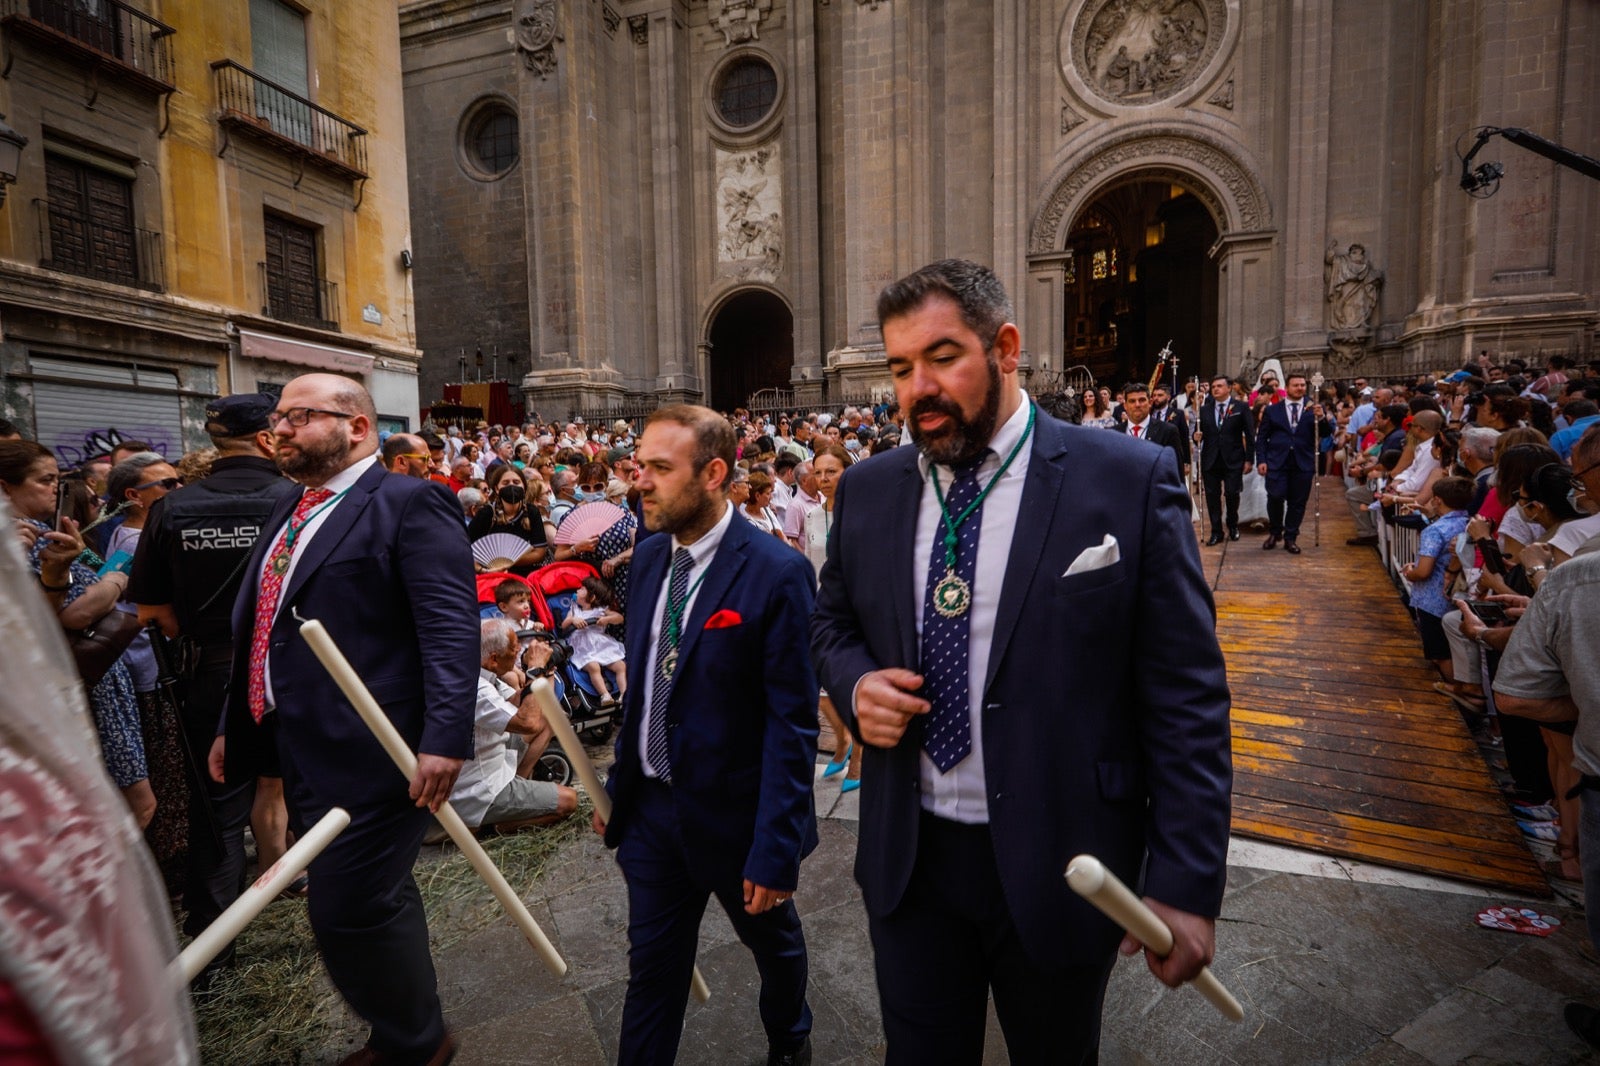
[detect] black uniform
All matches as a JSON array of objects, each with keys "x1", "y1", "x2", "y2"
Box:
[
  {"x1": 1197, "y1": 397, "x2": 1255, "y2": 538},
  {"x1": 129, "y1": 455, "x2": 295, "y2": 944}
]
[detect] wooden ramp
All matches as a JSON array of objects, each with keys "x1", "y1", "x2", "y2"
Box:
[{"x1": 1209, "y1": 476, "x2": 1549, "y2": 896}]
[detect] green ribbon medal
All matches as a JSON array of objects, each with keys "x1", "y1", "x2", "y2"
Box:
[{"x1": 928, "y1": 402, "x2": 1036, "y2": 618}]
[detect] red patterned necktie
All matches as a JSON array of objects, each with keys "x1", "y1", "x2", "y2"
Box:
[
  {"x1": 1132, "y1": 424, "x2": 1142, "y2": 439},
  {"x1": 247, "y1": 488, "x2": 334, "y2": 723}
]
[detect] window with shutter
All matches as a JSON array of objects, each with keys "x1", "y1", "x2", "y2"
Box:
[
  {"x1": 43, "y1": 152, "x2": 138, "y2": 285},
  {"x1": 263, "y1": 212, "x2": 325, "y2": 327},
  {"x1": 249, "y1": 0, "x2": 312, "y2": 144}
]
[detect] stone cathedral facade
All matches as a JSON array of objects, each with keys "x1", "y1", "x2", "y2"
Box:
[{"x1": 400, "y1": 0, "x2": 1598, "y2": 417}]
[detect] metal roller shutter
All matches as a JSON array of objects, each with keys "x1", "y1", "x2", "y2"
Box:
[{"x1": 30, "y1": 356, "x2": 184, "y2": 467}]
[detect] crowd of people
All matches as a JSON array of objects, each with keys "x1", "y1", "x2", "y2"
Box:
[{"x1": 2, "y1": 307, "x2": 1597, "y2": 1059}]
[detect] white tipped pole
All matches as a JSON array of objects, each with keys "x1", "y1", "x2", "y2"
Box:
[
  {"x1": 298, "y1": 618, "x2": 567, "y2": 977},
  {"x1": 530, "y1": 679, "x2": 711, "y2": 1003},
  {"x1": 1065, "y1": 854, "x2": 1243, "y2": 1022},
  {"x1": 173, "y1": 806, "x2": 351, "y2": 985}
]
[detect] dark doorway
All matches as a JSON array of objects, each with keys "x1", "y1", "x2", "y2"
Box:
[
  {"x1": 1064, "y1": 182, "x2": 1219, "y2": 389},
  {"x1": 707, "y1": 289, "x2": 793, "y2": 411}
]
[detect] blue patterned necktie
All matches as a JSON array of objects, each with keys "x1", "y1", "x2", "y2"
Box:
[
  {"x1": 646, "y1": 546, "x2": 693, "y2": 782},
  {"x1": 921, "y1": 452, "x2": 989, "y2": 773}
]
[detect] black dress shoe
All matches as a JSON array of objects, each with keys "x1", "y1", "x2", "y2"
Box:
[
  {"x1": 1229, "y1": 529, "x2": 1240, "y2": 541},
  {"x1": 1284, "y1": 540, "x2": 1302, "y2": 554},
  {"x1": 768, "y1": 1036, "x2": 812, "y2": 1066},
  {"x1": 1205, "y1": 533, "x2": 1224, "y2": 546},
  {"x1": 1262, "y1": 535, "x2": 1279, "y2": 550}
]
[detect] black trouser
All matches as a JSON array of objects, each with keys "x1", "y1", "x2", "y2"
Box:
[
  {"x1": 178, "y1": 655, "x2": 261, "y2": 952},
  {"x1": 1267, "y1": 467, "x2": 1314, "y2": 540},
  {"x1": 868, "y1": 813, "x2": 1116, "y2": 1065},
  {"x1": 1202, "y1": 464, "x2": 1242, "y2": 534}
]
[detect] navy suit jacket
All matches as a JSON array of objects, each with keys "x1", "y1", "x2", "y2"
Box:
[
  {"x1": 1198, "y1": 398, "x2": 1255, "y2": 472},
  {"x1": 810, "y1": 410, "x2": 1233, "y2": 970},
  {"x1": 223, "y1": 461, "x2": 479, "y2": 810},
  {"x1": 1253, "y1": 399, "x2": 1319, "y2": 495},
  {"x1": 605, "y1": 511, "x2": 820, "y2": 892}
]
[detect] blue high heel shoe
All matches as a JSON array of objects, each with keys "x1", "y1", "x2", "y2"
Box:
[
  {"x1": 823, "y1": 739, "x2": 853, "y2": 778},
  {"x1": 841, "y1": 776, "x2": 861, "y2": 794}
]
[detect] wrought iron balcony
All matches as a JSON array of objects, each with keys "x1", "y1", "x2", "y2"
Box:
[
  {"x1": 0, "y1": 0, "x2": 175, "y2": 93},
  {"x1": 258, "y1": 260, "x2": 339, "y2": 332},
  {"x1": 35, "y1": 198, "x2": 164, "y2": 292},
  {"x1": 214, "y1": 60, "x2": 368, "y2": 181}
]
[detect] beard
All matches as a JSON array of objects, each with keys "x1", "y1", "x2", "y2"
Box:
[
  {"x1": 643, "y1": 478, "x2": 722, "y2": 537},
  {"x1": 909, "y1": 354, "x2": 1002, "y2": 466},
  {"x1": 276, "y1": 431, "x2": 352, "y2": 484}
]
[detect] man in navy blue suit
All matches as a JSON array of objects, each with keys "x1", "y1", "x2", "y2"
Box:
[
  {"x1": 597, "y1": 404, "x2": 820, "y2": 1066},
  {"x1": 1254, "y1": 371, "x2": 1322, "y2": 554},
  {"x1": 212, "y1": 373, "x2": 476, "y2": 1066},
  {"x1": 811, "y1": 260, "x2": 1232, "y2": 1063}
]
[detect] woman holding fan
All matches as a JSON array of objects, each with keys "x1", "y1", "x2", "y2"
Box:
[{"x1": 469, "y1": 462, "x2": 549, "y2": 575}]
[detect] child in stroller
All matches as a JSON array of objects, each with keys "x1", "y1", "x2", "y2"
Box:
[{"x1": 560, "y1": 576, "x2": 628, "y2": 708}]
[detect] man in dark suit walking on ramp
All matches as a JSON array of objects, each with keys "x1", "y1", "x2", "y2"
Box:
[
  {"x1": 213, "y1": 372, "x2": 477, "y2": 1066},
  {"x1": 1197, "y1": 374, "x2": 1256, "y2": 544},
  {"x1": 1255, "y1": 371, "x2": 1321, "y2": 554},
  {"x1": 597, "y1": 404, "x2": 820, "y2": 1066},
  {"x1": 811, "y1": 260, "x2": 1233, "y2": 1063}
]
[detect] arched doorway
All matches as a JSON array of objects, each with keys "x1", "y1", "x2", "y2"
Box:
[
  {"x1": 706, "y1": 289, "x2": 793, "y2": 411},
  {"x1": 1063, "y1": 182, "x2": 1219, "y2": 388}
]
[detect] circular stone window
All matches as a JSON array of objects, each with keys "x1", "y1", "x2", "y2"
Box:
[
  {"x1": 715, "y1": 57, "x2": 778, "y2": 129},
  {"x1": 463, "y1": 103, "x2": 519, "y2": 179}
]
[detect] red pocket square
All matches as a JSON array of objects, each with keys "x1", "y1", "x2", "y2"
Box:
[{"x1": 704, "y1": 609, "x2": 742, "y2": 630}]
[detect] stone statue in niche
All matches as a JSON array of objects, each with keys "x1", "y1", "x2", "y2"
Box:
[
  {"x1": 1324, "y1": 240, "x2": 1383, "y2": 332},
  {"x1": 1081, "y1": 0, "x2": 1214, "y2": 104},
  {"x1": 711, "y1": 0, "x2": 770, "y2": 45},
  {"x1": 717, "y1": 145, "x2": 783, "y2": 279}
]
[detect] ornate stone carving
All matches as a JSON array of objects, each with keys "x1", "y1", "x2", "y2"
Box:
[
  {"x1": 1030, "y1": 130, "x2": 1269, "y2": 254},
  {"x1": 628, "y1": 14, "x2": 648, "y2": 45},
  {"x1": 856, "y1": 0, "x2": 886, "y2": 10},
  {"x1": 602, "y1": 2, "x2": 620, "y2": 38},
  {"x1": 1325, "y1": 240, "x2": 1383, "y2": 332},
  {"x1": 1327, "y1": 337, "x2": 1369, "y2": 368},
  {"x1": 717, "y1": 144, "x2": 783, "y2": 280},
  {"x1": 710, "y1": 0, "x2": 771, "y2": 45},
  {"x1": 1060, "y1": 101, "x2": 1086, "y2": 135},
  {"x1": 1208, "y1": 74, "x2": 1234, "y2": 109},
  {"x1": 1067, "y1": 0, "x2": 1227, "y2": 107},
  {"x1": 515, "y1": 0, "x2": 562, "y2": 79}
]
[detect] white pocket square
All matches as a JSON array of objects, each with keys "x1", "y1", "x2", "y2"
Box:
[{"x1": 1064, "y1": 534, "x2": 1120, "y2": 577}]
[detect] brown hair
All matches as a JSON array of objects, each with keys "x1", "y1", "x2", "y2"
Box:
[
  {"x1": 746, "y1": 471, "x2": 774, "y2": 497},
  {"x1": 0, "y1": 440, "x2": 52, "y2": 486}
]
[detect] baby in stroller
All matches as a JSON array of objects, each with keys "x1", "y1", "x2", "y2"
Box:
[{"x1": 561, "y1": 576, "x2": 627, "y2": 707}]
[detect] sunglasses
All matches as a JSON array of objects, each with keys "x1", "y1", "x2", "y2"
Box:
[
  {"x1": 135, "y1": 476, "x2": 182, "y2": 491},
  {"x1": 396, "y1": 453, "x2": 430, "y2": 462},
  {"x1": 578, "y1": 482, "x2": 607, "y2": 493}
]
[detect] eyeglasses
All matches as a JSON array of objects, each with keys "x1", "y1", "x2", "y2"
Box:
[
  {"x1": 270, "y1": 407, "x2": 355, "y2": 428},
  {"x1": 134, "y1": 476, "x2": 182, "y2": 491}
]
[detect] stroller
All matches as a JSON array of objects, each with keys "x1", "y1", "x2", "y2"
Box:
[{"x1": 527, "y1": 562, "x2": 625, "y2": 742}]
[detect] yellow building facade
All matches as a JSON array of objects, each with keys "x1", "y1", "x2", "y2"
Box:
[{"x1": 0, "y1": 0, "x2": 420, "y2": 461}]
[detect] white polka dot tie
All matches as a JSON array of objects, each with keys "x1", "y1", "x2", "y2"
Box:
[{"x1": 920, "y1": 453, "x2": 987, "y2": 773}]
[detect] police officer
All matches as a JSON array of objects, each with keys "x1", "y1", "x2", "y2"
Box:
[{"x1": 130, "y1": 393, "x2": 296, "y2": 991}]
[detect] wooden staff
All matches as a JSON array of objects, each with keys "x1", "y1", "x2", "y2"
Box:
[
  {"x1": 1065, "y1": 855, "x2": 1244, "y2": 1022},
  {"x1": 529, "y1": 678, "x2": 712, "y2": 1004},
  {"x1": 174, "y1": 806, "x2": 351, "y2": 985},
  {"x1": 298, "y1": 617, "x2": 568, "y2": 978}
]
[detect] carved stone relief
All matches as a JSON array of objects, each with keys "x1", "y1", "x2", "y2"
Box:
[
  {"x1": 1030, "y1": 131, "x2": 1269, "y2": 254},
  {"x1": 1207, "y1": 74, "x2": 1234, "y2": 109},
  {"x1": 1060, "y1": 101, "x2": 1086, "y2": 135},
  {"x1": 602, "y1": 2, "x2": 620, "y2": 38},
  {"x1": 1066, "y1": 0, "x2": 1228, "y2": 107},
  {"x1": 515, "y1": 0, "x2": 562, "y2": 79},
  {"x1": 628, "y1": 14, "x2": 648, "y2": 46},
  {"x1": 1325, "y1": 240, "x2": 1383, "y2": 333},
  {"x1": 710, "y1": 0, "x2": 772, "y2": 45},
  {"x1": 717, "y1": 144, "x2": 783, "y2": 280}
]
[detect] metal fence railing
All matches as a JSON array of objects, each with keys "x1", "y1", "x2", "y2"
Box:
[
  {"x1": 258, "y1": 260, "x2": 338, "y2": 332},
  {"x1": 212, "y1": 59, "x2": 368, "y2": 179},
  {"x1": 35, "y1": 198, "x2": 164, "y2": 292},
  {"x1": 2, "y1": 0, "x2": 175, "y2": 87}
]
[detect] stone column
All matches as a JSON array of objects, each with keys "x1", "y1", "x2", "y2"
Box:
[
  {"x1": 838, "y1": 0, "x2": 899, "y2": 351},
  {"x1": 1274, "y1": 0, "x2": 1334, "y2": 364},
  {"x1": 647, "y1": 2, "x2": 696, "y2": 399},
  {"x1": 785, "y1": 0, "x2": 824, "y2": 395},
  {"x1": 1212, "y1": 231, "x2": 1276, "y2": 379}
]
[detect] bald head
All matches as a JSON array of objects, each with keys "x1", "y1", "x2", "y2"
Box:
[
  {"x1": 273, "y1": 373, "x2": 379, "y2": 485},
  {"x1": 1411, "y1": 410, "x2": 1444, "y2": 438}
]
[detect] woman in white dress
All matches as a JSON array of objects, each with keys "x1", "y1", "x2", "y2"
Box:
[
  {"x1": 804, "y1": 445, "x2": 862, "y2": 790},
  {"x1": 1078, "y1": 386, "x2": 1119, "y2": 429},
  {"x1": 562, "y1": 576, "x2": 627, "y2": 705}
]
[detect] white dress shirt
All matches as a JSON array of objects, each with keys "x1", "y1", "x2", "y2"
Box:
[
  {"x1": 452, "y1": 670, "x2": 522, "y2": 826},
  {"x1": 1127, "y1": 418, "x2": 1152, "y2": 439},
  {"x1": 770, "y1": 475, "x2": 794, "y2": 523},
  {"x1": 638, "y1": 501, "x2": 735, "y2": 779},
  {"x1": 1392, "y1": 442, "x2": 1441, "y2": 496},
  {"x1": 262, "y1": 453, "x2": 379, "y2": 709},
  {"x1": 906, "y1": 393, "x2": 1034, "y2": 823}
]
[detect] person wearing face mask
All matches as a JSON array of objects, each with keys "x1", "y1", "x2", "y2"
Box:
[{"x1": 469, "y1": 463, "x2": 549, "y2": 575}]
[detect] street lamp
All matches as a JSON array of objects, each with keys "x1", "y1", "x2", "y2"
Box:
[{"x1": 0, "y1": 114, "x2": 27, "y2": 207}]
